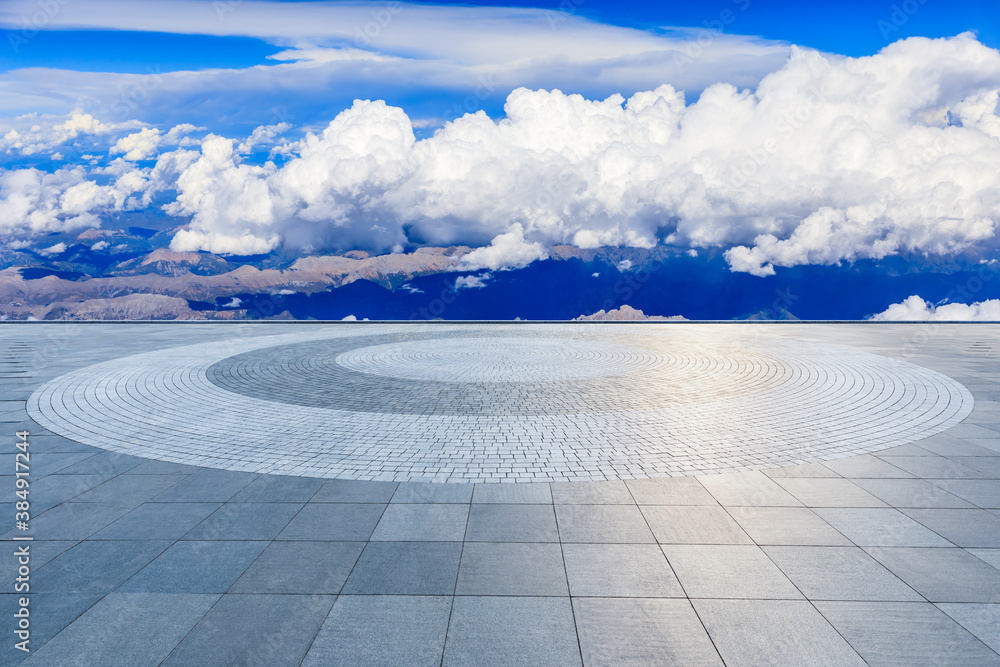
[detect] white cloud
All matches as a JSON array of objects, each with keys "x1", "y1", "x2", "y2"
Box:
[
  {"x1": 341, "y1": 314, "x2": 357, "y2": 321},
  {"x1": 455, "y1": 273, "x2": 491, "y2": 289},
  {"x1": 460, "y1": 224, "x2": 548, "y2": 271},
  {"x1": 39, "y1": 242, "x2": 66, "y2": 255},
  {"x1": 109, "y1": 124, "x2": 203, "y2": 161},
  {"x1": 237, "y1": 123, "x2": 293, "y2": 154},
  {"x1": 91, "y1": 240, "x2": 109, "y2": 251},
  {"x1": 871, "y1": 295, "x2": 1000, "y2": 321},
  {"x1": 0, "y1": 111, "x2": 142, "y2": 157}
]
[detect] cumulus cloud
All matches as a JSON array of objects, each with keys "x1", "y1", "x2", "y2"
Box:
[
  {"x1": 871, "y1": 295, "x2": 1000, "y2": 321},
  {"x1": 109, "y1": 124, "x2": 201, "y2": 161},
  {"x1": 455, "y1": 273, "x2": 491, "y2": 290},
  {"x1": 1, "y1": 111, "x2": 141, "y2": 157},
  {"x1": 157, "y1": 34, "x2": 1000, "y2": 270}
]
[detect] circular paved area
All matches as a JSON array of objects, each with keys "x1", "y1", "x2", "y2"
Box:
[{"x1": 27, "y1": 324, "x2": 973, "y2": 482}]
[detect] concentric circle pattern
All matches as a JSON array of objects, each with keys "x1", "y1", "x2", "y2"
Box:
[{"x1": 27, "y1": 324, "x2": 973, "y2": 482}]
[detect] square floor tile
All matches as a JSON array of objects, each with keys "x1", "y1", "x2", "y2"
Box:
[
  {"x1": 443, "y1": 597, "x2": 581, "y2": 667},
  {"x1": 151, "y1": 469, "x2": 259, "y2": 502},
  {"x1": 34, "y1": 540, "x2": 172, "y2": 594},
  {"x1": 92, "y1": 503, "x2": 221, "y2": 540},
  {"x1": 936, "y1": 603, "x2": 1000, "y2": 654},
  {"x1": 303, "y1": 596, "x2": 452, "y2": 667},
  {"x1": 816, "y1": 601, "x2": 1000, "y2": 666},
  {"x1": 456, "y1": 542, "x2": 568, "y2": 596},
  {"x1": 697, "y1": 470, "x2": 803, "y2": 506},
  {"x1": 465, "y1": 504, "x2": 558, "y2": 542},
  {"x1": 184, "y1": 503, "x2": 302, "y2": 541},
  {"x1": 825, "y1": 454, "x2": 914, "y2": 478},
  {"x1": 21, "y1": 593, "x2": 217, "y2": 667},
  {"x1": 119, "y1": 540, "x2": 268, "y2": 593},
  {"x1": 0, "y1": 593, "x2": 101, "y2": 666},
  {"x1": 342, "y1": 542, "x2": 462, "y2": 595},
  {"x1": 231, "y1": 475, "x2": 324, "y2": 502},
  {"x1": 550, "y1": 480, "x2": 634, "y2": 504},
  {"x1": 662, "y1": 545, "x2": 802, "y2": 599},
  {"x1": 728, "y1": 507, "x2": 851, "y2": 546},
  {"x1": 865, "y1": 547, "x2": 1000, "y2": 602},
  {"x1": 370, "y1": 504, "x2": 469, "y2": 541},
  {"x1": 277, "y1": 503, "x2": 385, "y2": 541},
  {"x1": 231, "y1": 541, "x2": 365, "y2": 594},
  {"x1": 928, "y1": 480, "x2": 1000, "y2": 509},
  {"x1": 311, "y1": 479, "x2": 398, "y2": 503},
  {"x1": 626, "y1": 477, "x2": 719, "y2": 505},
  {"x1": 878, "y1": 456, "x2": 989, "y2": 479},
  {"x1": 694, "y1": 599, "x2": 865, "y2": 666},
  {"x1": 773, "y1": 478, "x2": 888, "y2": 507},
  {"x1": 163, "y1": 594, "x2": 335, "y2": 667},
  {"x1": 850, "y1": 478, "x2": 975, "y2": 509},
  {"x1": 555, "y1": 504, "x2": 654, "y2": 543},
  {"x1": 392, "y1": 482, "x2": 473, "y2": 504},
  {"x1": 901, "y1": 508, "x2": 1000, "y2": 547},
  {"x1": 641, "y1": 506, "x2": 752, "y2": 544},
  {"x1": 575, "y1": 598, "x2": 722, "y2": 666},
  {"x1": 763, "y1": 462, "x2": 842, "y2": 478},
  {"x1": 763, "y1": 546, "x2": 922, "y2": 601},
  {"x1": 472, "y1": 484, "x2": 552, "y2": 504},
  {"x1": 24, "y1": 502, "x2": 134, "y2": 540},
  {"x1": 71, "y1": 475, "x2": 187, "y2": 504},
  {"x1": 814, "y1": 508, "x2": 952, "y2": 547},
  {"x1": 563, "y1": 544, "x2": 683, "y2": 597}
]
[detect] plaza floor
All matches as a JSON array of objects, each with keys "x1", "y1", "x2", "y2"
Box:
[{"x1": 2, "y1": 322, "x2": 1000, "y2": 665}]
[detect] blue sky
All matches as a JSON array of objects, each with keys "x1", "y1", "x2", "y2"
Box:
[{"x1": 0, "y1": 0, "x2": 999, "y2": 301}]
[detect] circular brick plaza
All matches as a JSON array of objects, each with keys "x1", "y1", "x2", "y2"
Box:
[{"x1": 27, "y1": 324, "x2": 973, "y2": 482}]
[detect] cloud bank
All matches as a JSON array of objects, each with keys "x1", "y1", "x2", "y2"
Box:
[
  {"x1": 871, "y1": 295, "x2": 1000, "y2": 321},
  {"x1": 4, "y1": 34, "x2": 1000, "y2": 275}
]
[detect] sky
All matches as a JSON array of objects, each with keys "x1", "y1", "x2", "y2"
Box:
[{"x1": 1, "y1": 0, "x2": 999, "y2": 302}]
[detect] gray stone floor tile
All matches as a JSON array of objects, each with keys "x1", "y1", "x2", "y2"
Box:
[
  {"x1": 472, "y1": 483, "x2": 552, "y2": 504},
  {"x1": 550, "y1": 480, "x2": 634, "y2": 504},
  {"x1": 20, "y1": 592, "x2": 217, "y2": 667},
  {"x1": 662, "y1": 545, "x2": 802, "y2": 599},
  {"x1": 574, "y1": 598, "x2": 722, "y2": 666},
  {"x1": 562, "y1": 543, "x2": 684, "y2": 597},
  {"x1": 850, "y1": 478, "x2": 976, "y2": 508},
  {"x1": 694, "y1": 599, "x2": 866, "y2": 666},
  {"x1": 967, "y1": 439, "x2": 1000, "y2": 454},
  {"x1": 641, "y1": 505, "x2": 752, "y2": 544},
  {"x1": 311, "y1": 479, "x2": 398, "y2": 503},
  {"x1": 968, "y1": 548, "x2": 1000, "y2": 569},
  {"x1": 231, "y1": 541, "x2": 365, "y2": 594},
  {"x1": 276, "y1": 502, "x2": 386, "y2": 541},
  {"x1": 392, "y1": 482, "x2": 474, "y2": 503},
  {"x1": 443, "y1": 597, "x2": 581, "y2": 667},
  {"x1": 53, "y1": 451, "x2": 144, "y2": 477},
  {"x1": 92, "y1": 502, "x2": 221, "y2": 540},
  {"x1": 119, "y1": 540, "x2": 268, "y2": 593},
  {"x1": 728, "y1": 507, "x2": 852, "y2": 546},
  {"x1": 21, "y1": 474, "x2": 108, "y2": 510},
  {"x1": 28, "y1": 452, "x2": 96, "y2": 477},
  {"x1": 866, "y1": 547, "x2": 1000, "y2": 602},
  {"x1": 184, "y1": 502, "x2": 303, "y2": 541},
  {"x1": 697, "y1": 470, "x2": 803, "y2": 506},
  {"x1": 555, "y1": 504, "x2": 655, "y2": 543},
  {"x1": 814, "y1": 508, "x2": 952, "y2": 547},
  {"x1": 18, "y1": 502, "x2": 134, "y2": 540},
  {"x1": 0, "y1": 593, "x2": 101, "y2": 665},
  {"x1": 152, "y1": 468, "x2": 259, "y2": 502},
  {"x1": 816, "y1": 601, "x2": 1000, "y2": 666},
  {"x1": 901, "y1": 508, "x2": 1000, "y2": 547},
  {"x1": 370, "y1": 503, "x2": 469, "y2": 541},
  {"x1": 929, "y1": 479, "x2": 1000, "y2": 508},
  {"x1": 826, "y1": 454, "x2": 914, "y2": 478},
  {"x1": 763, "y1": 546, "x2": 922, "y2": 601},
  {"x1": 303, "y1": 596, "x2": 451, "y2": 667},
  {"x1": 162, "y1": 594, "x2": 335, "y2": 667},
  {"x1": 914, "y1": 435, "x2": 1000, "y2": 457},
  {"x1": 342, "y1": 542, "x2": 462, "y2": 594},
  {"x1": 878, "y1": 456, "x2": 990, "y2": 479},
  {"x1": 71, "y1": 474, "x2": 187, "y2": 504},
  {"x1": 626, "y1": 476, "x2": 719, "y2": 505},
  {"x1": 762, "y1": 462, "x2": 842, "y2": 478},
  {"x1": 465, "y1": 504, "x2": 558, "y2": 542},
  {"x1": 952, "y1": 456, "x2": 1000, "y2": 477},
  {"x1": 230, "y1": 475, "x2": 324, "y2": 502},
  {"x1": 943, "y1": 424, "x2": 1000, "y2": 440},
  {"x1": 936, "y1": 603, "x2": 1000, "y2": 654},
  {"x1": 0, "y1": 539, "x2": 76, "y2": 580},
  {"x1": 456, "y1": 542, "x2": 568, "y2": 595},
  {"x1": 124, "y1": 459, "x2": 201, "y2": 475},
  {"x1": 773, "y1": 478, "x2": 889, "y2": 507},
  {"x1": 33, "y1": 539, "x2": 172, "y2": 594}
]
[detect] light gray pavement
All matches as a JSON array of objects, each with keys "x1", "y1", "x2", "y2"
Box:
[{"x1": 0, "y1": 322, "x2": 998, "y2": 665}]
